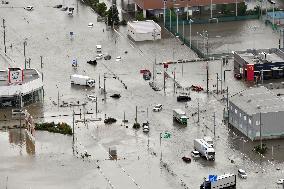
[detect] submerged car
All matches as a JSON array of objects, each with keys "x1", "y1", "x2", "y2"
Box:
[
  {"x1": 115, "y1": 56, "x2": 121, "y2": 62},
  {"x1": 87, "y1": 94, "x2": 96, "y2": 101},
  {"x1": 104, "y1": 54, "x2": 111, "y2": 60},
  {"x1": 276, "y1": 179, "x2": 284, "y2": 184},
  {"x1": 177, "y1": 95, "x2": 191, "y2": 102},
  {"x1": 95, "y1": 54, "x2": 103, "y2": 60},
  {"x1": 238, "y1": 169, "x2": 247, "y2": 179},
  {"x1": 153, "y1": 104, "x2": 162, "y2": 112},
  {"x1": 88, "y1": 22, "x2": 93, "y2": 27}
]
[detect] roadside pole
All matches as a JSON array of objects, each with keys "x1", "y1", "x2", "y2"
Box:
[
  {"x1": 24, "y1": 41, "x2": 27, "y2": 69},
  {"x1": 160, "y1": 132, "x2": 162, "y2": 161},
  {"x1": 213, "y1": 112, "x2": 216, "y2": 138},
  {"x1": 197, "y1": 98, "x2": 200, "y2": 123},
  {"x1": 216, "y1": 73, "x2": 219, "y2": 94},
  {"x1": 206, "y1": 62, "x2": 209, "y2": 94},
  {"x1": 40, "y1": 56, "x2": 43, "y2": 68},
  {"x1": 72, "y1": 110, "x2": 75, "y2": 155},
  {"x1": 2, "y1": 19, "x2": 7, "y2": 54},
  {"x1": 135, "y1": 106, "x2": 137, "y2": 123}
]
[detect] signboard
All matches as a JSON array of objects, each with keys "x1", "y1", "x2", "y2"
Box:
[
  {"x1": 188, "y1": 10, "x2": 192, "y2": 16},
  {"x1": 246, "y1": 64, "x2": 254, "y2": 81},
  {"x1": 8, "y1": 68, "x2": 23, "y2": 84},
  {"x1": 209, "y1": 175, "x2": 217, "y2": 182}
]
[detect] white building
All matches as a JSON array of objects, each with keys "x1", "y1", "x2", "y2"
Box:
[
  {"x1": 0, "y1": 68, "x2": 44, "y2": 108},
  {"x1": 127, "y1": 20, "x2": 161, "y2": 42}
]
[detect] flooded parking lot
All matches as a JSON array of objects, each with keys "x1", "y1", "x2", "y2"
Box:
[{"x1": 1, "y1": 0, "x2": 284, "y2": 188}]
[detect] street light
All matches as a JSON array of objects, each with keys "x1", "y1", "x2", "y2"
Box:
[
  {"x1": 173, "y1": 4, "x2": 180, "y2": 35},
  {"x1": 257, "y1": 105, "x2": 263, "y2": 150},
  {"x1": 163, "y1": 0, "x2": 167, "y2": 27},
  {"x1": 189, "y1": 19, "x2": 194, "y2": 48},
  {"x1": 152, "y1": 29, "x2": 158, "y2": 82}
]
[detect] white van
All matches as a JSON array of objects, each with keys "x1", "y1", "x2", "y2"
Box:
[
  {"x1": 25, "y1": 6, "x2": 33, "y2": 11},
  {"x1": 96, "y1": 45, "x2": 102, "y2": 53}
]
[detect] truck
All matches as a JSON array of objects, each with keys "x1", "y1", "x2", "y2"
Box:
[
  {"x1": 194, "y1": 139, "x2": 215, "y2": 161},
  {"x1": 173, "y1": 109, "x2": 188, "y2": 125},
  {"x1": 70, "y1": 74, "x2": 95, "y2": 87},
  {"x1": 203, "y1": 136, "x2": 214, "y2": 147},
  {"x1": 200, "y1": 174, "x2": 236, "y2": 189}
]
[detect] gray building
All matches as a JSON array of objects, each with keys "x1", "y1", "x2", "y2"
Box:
[{"x1": 229, "y1": 87, "x2": 284, "y2": 140}]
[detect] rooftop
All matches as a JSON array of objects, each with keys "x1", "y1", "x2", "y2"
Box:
[
  {"x1": 230, "y1": 87, "x2": 284, "y2": 115},
  {"x1": 127, "y1": 20, "x2": 161, "y2": 34}
]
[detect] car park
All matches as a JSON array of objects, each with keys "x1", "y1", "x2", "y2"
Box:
[
  {"x1": 238, "y1": 169, "x2": 247, "y2": 179},
  {"x1": 153, "y1": 104, "x2": 162, "y2": 112},
  {"x1": 95, "y1": 54, "x2": 103, "y2": 60}
]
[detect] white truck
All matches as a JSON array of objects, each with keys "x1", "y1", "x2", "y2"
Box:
[
  {"x1": 173, "y1": 109, "x2": 188, "y2": 125},
  {"x1": 194, "y1": 139, "x2": 215, "y2": 161},
  {"x1": 70, "y1": 74, "x2": 95, "y2": 87},
  {"x1": 200, "y1": 174, "x2": 236, "y2": 189},
  {"x1": 203, "y1": 136, "x2": 214, "y2": 147}
]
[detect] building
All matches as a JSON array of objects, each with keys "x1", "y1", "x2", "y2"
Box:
[
  {"x1": 133, "y1": 0, "x2": 244, "y2": 18},
  {"x1": 127, "y1": 20, "x2": 161, "y2": 41},
  {"x1": 229, "y1": 86, "x2": 284, "y2": 140},
  {"x1": 0, "y1": 68, "x2": 44, "y2": 108},
  {"x1": 266, "y1": 11, "x2": 284, "y2": 26},
  {"x1": 234, "y1": 48, "x2": 284, "y2": 82}
]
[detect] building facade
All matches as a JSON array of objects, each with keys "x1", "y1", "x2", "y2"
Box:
[
  {"x1": 127, "y1": 20, "x2": 161, "y2": 41},
  {"x1": 229, "y1": 87, "x2": 284, "y2": 140},
  {"x1": 234, "y1": 48, "x2": 284, "y2": 82},
  {"x1": 133, "y1": 0, "x2": 244, "y2": 18},
  {"x1": 0, "y1": 68, "x2": 44, "y2": 108}
]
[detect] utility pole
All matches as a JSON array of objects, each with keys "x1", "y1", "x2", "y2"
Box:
[
  {"x1": 163, "y1": 71, "x2": 166, "y2": 93},
  {"x1": 216, "y1": 73, "x2": 219, "y2": 94},
  {"x1": 99, "y1": 74, "x2": 101, "y2": 89},
  {"x1": 197, "y1": 98, "x2": 200, "y2": 123},
  {"x1": 2, "y1": 19, "x2": 7, "y2": 54},
  {"x1": 24, "y1": 41, "x2": 27, "y2": 69},
  {"x1": 135, "y1": 106, "x2": 138, "y2": 123},
  {"x1": 220, "y1": 59, "x2": 223, "y2": 93},
  {"x1": 40, "y1": 56, "x2": 43, "y2": 69},
  {"x1": 95, "y1": 98, "x2": 98, "y2": 117},
  {"x1": 72, "y1": 110, "x2": 75, "y2": 155},
  {"x1": 206, "y1": 62, "x2": 209, "y2": 94},
  {"x1": 103, "y1": 73, "x2": 106, "y2": 93},
  {"x1": 213, "y1": 112, "x2": 216, "y2": 138},
  {"x1": 260, "y1": 111, "x2": 262, "y2": 150},
  {"x1": 173, "y1": 70, "x2": 176, "y2": 94}
]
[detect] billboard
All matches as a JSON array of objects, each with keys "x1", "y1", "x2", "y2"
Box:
[
  {"x1": 8, "y1": 68, "x2": 23, "y2": 84},
  {"x1": 246, "y1": 64, "x2": 254, "y2": 81}
]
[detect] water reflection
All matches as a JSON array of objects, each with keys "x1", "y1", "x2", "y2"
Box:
[{"x1": 8, "y1": 129, "x2": 35, "y2": 155}]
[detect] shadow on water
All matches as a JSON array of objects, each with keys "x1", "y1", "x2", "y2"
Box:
[{"x1": 8, "y1": 129, "x2": 35, "y2": 156}]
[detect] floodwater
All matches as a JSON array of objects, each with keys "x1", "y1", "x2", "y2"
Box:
[{"x1": 1, "y1": 0, "x2": 284, "y2": 188}]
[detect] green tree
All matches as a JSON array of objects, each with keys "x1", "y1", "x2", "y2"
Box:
[
  {"x1": 107, "y1": 5, "x2": 120, "y2": 26},
  {"x1": 135, "y1": 12, "x2": 144, "y2": 21},
  {"x1": 96, "y1": 2, "x2": 107, "y2": 16},
  {"x1": 238, "y1": 2, "x2": 247, "y2": 15}
]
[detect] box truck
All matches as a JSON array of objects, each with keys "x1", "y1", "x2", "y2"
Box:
[
  {"x1": 200, "y1": 174, "x2": 236, "y2": 189},
  {"x1": 71, "y1": 74, "x2": 95, "y2": 87},
  {"x1": 173, "y1": 109, "x2": 188, "y2": 125},
  {"x1": 194, "y1": 139, "x2": 215, "y2": 161}
]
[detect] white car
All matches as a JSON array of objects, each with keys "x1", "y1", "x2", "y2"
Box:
[
  {"x1": 115, "y1": 56, "x2": 121, "y2": 62},
  {"x1": 25, "y1": 6, "x2": 33, "y2": 11},
  {"x1": 88, "y1": 22, "x2": 93, "y2": 27},
  {"x1": 142, "y1": 125, "x2": 149, "y2": 133},
  {"x1": 95, "y1": 54, "x2": 103, "y2": 60},
  {"x1": 87, "y1": 94, "x2": 96, "y2": 101},
  {"x1": 153, "y1": 104, "x2": 162, "y2": 112},
  {"x1": 191, "y1": 150, "x2": 200, "y2": 158},
  {"x1": 238, "y1": 169, "x2": 247, "y2": 179},
  {"x1": 277, "y1": 179, "x2": 284, "y2": 184}
]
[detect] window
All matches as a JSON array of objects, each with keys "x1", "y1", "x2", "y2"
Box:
[
  {"x1": 249, "y1": 119, "x2": 252, "y2": 125},
  {"x1": 230, "y1": 106, "x2": 233, "y2": 110},
  {"x1": 256, "y1": 120, "x2": 260, "y2": 126},
  {"x1": 235, "y1": 109, "x2": 238, "y2": 114},
  {"x1": 239, "y1": 113, "x2": 242, "y2": 117},
  {"x1": 244, "y1": 115, "x2": 246, "y2": 121}
]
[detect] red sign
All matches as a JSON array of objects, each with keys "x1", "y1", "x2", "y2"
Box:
[
  {"x1": 246, "y1": 64, "x2": 254, "y2": 81},
  {"x1": 164, "y1": 63, "x2": 168, "y2": 69}
]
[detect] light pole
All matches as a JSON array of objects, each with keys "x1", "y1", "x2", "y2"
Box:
[
  {"x1": 210, "y1": 0, "x2": 213, "y2": 19},
  {"x1": 176, "y1": 8, "x2": 179, "y2": 34},
  {"x1": 173, "y1": 4, "x2": 180, "y2": 34},
  {"x1": 152, "y1": 29, "x2": 158, "y2": 82},
  {"x1": 189, "y1": 19, "x2": 194, "y2": 48},
  {"x1": 235, "y1": 0, "x2": 238, "y2": 17},
  {"x1": 257, "y1": 105, "x2": 262, "y2": 150},
  {"x1": 163, "y1": 0, "x2": 167, "y2": 27}
]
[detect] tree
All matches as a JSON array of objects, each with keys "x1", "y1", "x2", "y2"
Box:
[
  {"x1": 96, "y1": 2, "x2": 107, "y2": 16},
  {"x1": 135, "y1": 12, "x2": 144, "y2": 21},
  {"x1": 106, "y1": 5, "x2": 120, "y2": 27},
  {"x1": 238, "y1": 2, "x2": 247, "y2": 16}
]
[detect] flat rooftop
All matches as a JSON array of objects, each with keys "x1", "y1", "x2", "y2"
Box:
[
  {"x1": 230, "y1": 87, "x2": 284, "y2": 115},
  {"x1": 127, "y1": 20, "x2": 161, "y2": 34},
  {"x1": 0, "y1": 69, "x2": 39, "y2": 87}
]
